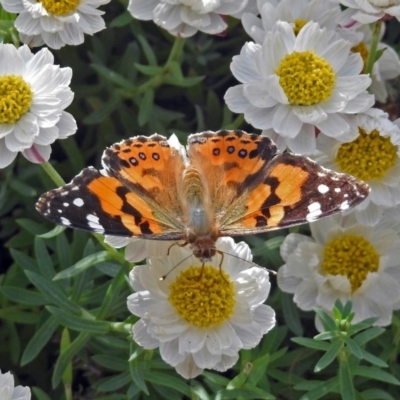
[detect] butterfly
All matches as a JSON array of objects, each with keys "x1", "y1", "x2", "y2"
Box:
[{"x1": 36, "y1": 130, "x2": 369, "y2": 261}]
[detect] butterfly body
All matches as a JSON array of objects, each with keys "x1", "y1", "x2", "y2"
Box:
[{"x1": 36, "y1": 130, "x2": 369, "y2": 261}]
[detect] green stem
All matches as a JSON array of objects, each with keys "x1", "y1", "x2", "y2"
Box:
[
  {"x1": 40, "y1": 161, "x2": 65, "y2": 187},
  {"x1": 365, "y1": 20, "x2": 382, "y2": 76}
]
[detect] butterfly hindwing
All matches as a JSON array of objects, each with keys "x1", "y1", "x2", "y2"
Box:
[
  {"x1": 36, "y1": 167, "x2": 184, "y2": 239},
  {"x1": 220, "y1": 152, "x2": 369, "y2": 236}
]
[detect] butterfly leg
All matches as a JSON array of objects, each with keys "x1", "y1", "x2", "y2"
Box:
[
  {"x1": 167, "y1": 241, "x2": 188, "y2": 256},
  {"x1": 216, "y1": 250, "x2": 229, "y2": 284}
]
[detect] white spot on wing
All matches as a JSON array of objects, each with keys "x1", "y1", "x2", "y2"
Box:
[
  {"x1": 86, "y1": 214, "x2": 105, "y2": 233},
  {"x1": 307, "y1": 202, "x2": 322, "y2": 221},
  {"x1": 340, "y1": 200, "x2": 349, "y2": 210},
  {"x1": 72, "y1": 186, "x2": 79, "y2": 191},
  {"x1": 73, "y1": 198, "x2": 84, "y2": 207},
  {"x1": 60, "y1": 217, "x2": 71, "y2": 226},
  {"x1": 63, "y1": 202, "x2": 69, "y2": 207},
  {"x1": 318, "y1": 184, "x2": 329, "y2": 194},
  {"x1": 334, "y1": 188, "x2": 341, "y2": 193}
]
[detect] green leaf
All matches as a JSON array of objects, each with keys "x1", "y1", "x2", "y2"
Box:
[
  {"x1": 53, "y1": 251, "x2": 111, "y2": 280},
  {"x1": 361, "y1": 389, "x2": 396, "y2": 400},
  {"x1": 9, "y1": 180, "x2": 37, "y2": 197},
  {"x1": 292, "y1": 337, "x2": 330, "y2": 351},
  {"x1": 339, "y1": 361, "x2": 355, "y2": 400},
  {"x1": 35, "y1": 237, "x2": 55, "y2": 278},
  {"x1": 96, "y1": 371, "x2": 132, "y2": 392},
  {"x1": 47, "y1": 306, "x2": 109, "y2": 334},
  {"x1": 314, "y1": 308, "x2": 337, "y2": 331},
  {"x1": 164, "y1": 75, "x2": 204, "y2": 87},
  {"x1": 21, "y1": 316, "x2": 59, "y2": 366},
  {"x1": 38, "y1": 225, "x2": 65, "y2": 238},
  {"x1": 314, "y1": 340, "x2": 342, "y2": 372},
  {"x1": 354, "y1": 327, "x2": 385, "y2": 346},
  {"x1": 314, "y1": 331, "x2": 339, "y2": 341},
  {"x1": 352, "y1": 366, "x2": 400, "y2": 385},
  {"x1": 215, "y1": 388, "x2": 275, "y2": 400},
  {"x1": 10, "y1": 249, "x2": 39, "y2": 271},
  {"x1": 169, "y1": 61, "x2": 184, "y2": 81},
  {"x1": 137, "y1": 35, "x2": 157, "y2": 66},
  {"x1": 52, "y1": 332, "x2": 91, "y2": 388},
  {"x1": 281, "y1": 293, "x2": 303, "y2": 336},
  {"x1": 24, "y1": 271, "x2": 80, "y2": 314},
  {"x1": 109, "y1": 11, "x2": 132, "y2": 28},
  {"x1": 0, "y1": 309, "x2": 38, "y2": 324},
  {"x1": 56, "y1": 232, "x2": 72, "y2": 270},
  {"x1": 31, "y1": 387, "x2": 52, "y2": 400},
  {"x1": 16, "y1": 218, "x2": 47, "y2": 235},
  {"x1": 0, "y1": 286, "x2": 46, "y2": 306},
  {"x1": 138, "y1": 89, "x2": 154, "y2": 126},
  {"x1": 91, "y1": 64, "x2": 137, "y2": 90},
  {"x1": 129, "y1": 349, "x2": 149, "y2": 395},
  {"x1": 344, "y1": 336, "x2": 364, "y2": 359},
  {"x1": 92, "y1": 355, "x2": 128, "y2": 372},
  {"x1": 83, "y1": 93, "x2": 123, "y2": 124},
  {"x1": 359, "y1": 349, "x2": 388, "y2": 368},
  {"x1": 298, "y1": 378, "x2": 339, "y2": 400},
  {"x1": 142, "y1": 371, "x2": 191, "y2": 397},
  {"x1": 134, "y1": 63, "x2": 163, "y2": 76}
]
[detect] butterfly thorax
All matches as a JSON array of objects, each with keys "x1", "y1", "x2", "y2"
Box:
[{"x1": 182, "y1": 165, "x2": 219, "y2": 261}]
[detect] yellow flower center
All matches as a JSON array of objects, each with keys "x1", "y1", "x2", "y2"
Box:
[
  {"x1": 351, "y1": 41, "x2": 369, "y2": 73},
  {"x1": 335, "y1": 128, "x2": 398, "y2": 181},
  {"x1": 0, "y1": 75, "x2": 33, "y2": 124},
  {"x1": 321, "y1": 234, "x2": 379, "y2": 293},
  {"x1": 168, "y1": 266, "x2": 235, "y2": 328},
  {"x1": 40, "y1": 0, "x2": 80, "y2": 16},
  {"x1": 293, "y1": 18, "x2": 308, "y2": 36},
  {"x1": 275, "y1": 50, "x2": 336, "y2": 106}
]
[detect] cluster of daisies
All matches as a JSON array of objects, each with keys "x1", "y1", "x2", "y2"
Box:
[{"x1": 1, "y1": 0, "x2": 400, "y2": 380}]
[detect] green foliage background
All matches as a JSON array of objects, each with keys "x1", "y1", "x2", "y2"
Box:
[{"x1": 2, "y1": 1, "x2": 400, "y2": 399}]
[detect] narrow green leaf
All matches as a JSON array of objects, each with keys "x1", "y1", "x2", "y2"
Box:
[
  {"x1": 134, "y1": 63, "x2": 163, "y2": 76},
  {"x1": 109, "y1": 11, "x2": 132, "y2": 28},
  {"x1": 10, "y1": 249, "x2": 38, "y2": 272},
  {"x1": 0, "y1": 309, "x2": 38, "y2": 324},
  {"x1": 344, "y1": 336, "x2": 364, "y2": 359},
  {"x1": 342, "y1": 300, "x2": 353, "y2": 318},
  {"x1": 91, "y1": 64, "x2": 137, "y2": 90},
  {"x1": 354, "y1": 327, "x2": 385, "y2": 346},
  {"x1": 169, "y1": 61, "x2": 184, "y2": 81},
  {"x1": 0, "y1": 286, "x2": 46, "y2": 306},
  {"x1": 298, "y1": 378, "x2": 339, "y2": 400},
  {"x1": 352, "y1": 366, "x2": 400, "y2": 385},
  {"x1": 61, "y1": 328, "x2": 73, "y2": 386},
  {"x1": 165, "y1": 75, "x2": 204, "y2": 87},
  {"x1": 215, "y1": 388, "x2": 275, "y2": 400},
  {"x1": 314, "y1": 331, "x2": 339, "y2": 341},
  {"x1": 21, "y1": 316, "x2": 59, "y2": 366},
  {"x1": 56, "y1": 232, "x2": 72, "y2": 270},
  {"x1": 314, "y1": 308, "x2": 337, "y2": 331},
  {"x1": 292, "y1": 337, "x2": 330, "y2": 351},
  {"x1": 137, "y1": 35, "x2": 157, "y2": 66},
  {"x1": 359, "y1": 349, "x2": 388, "y2": 368},
  {"x1": 339, "y1": 361, "x2": 355, "y2": 400},
  {"x1": 314, "y1": 340, "x2": 342, "y2": 372},
  {"x1": 24, "y1": 271, "x2": 80, "y2": 314},
  {"x1": 361, "y1": 389, "x2": 396, "y2": 400},
  {"x1": 35, "y1": 237, "x2": 55, "y2": 278},
  {"x1": 31, "y1": 387, "x2": 52, "y2": 400},
  {"x1": 142, "y1": 371, "x2": 191, "y2": 397},
  {"x1": 52, "y1": 332, "x2": 91, "y2": 388},
  {"x1": 129, "y1": 349, "x2": 149, "y2": 395},
  {"x1": 53, "y1": 251, "x2": 111, "y2": 280},
  {"x1": 38, "y1": 225, "x2": 65, "y2": 238},
  {"x1": 92, "y1": 355, "x2": 128, "y2": 372},
  {"x1": 138, "y1": 89, "x2": 154, "y2": 126},
  {"x1": 83, "y1": 93, "x2": 123, "y2": 124},
  {"x1": 281, "y1": 293, "x2": 303, "y2": 336},
  {"x1": 191, "y1": 383, "x2": 211, "y2": 400},
  {"x1": 96, "y1": 371, "x2": 132, "y2": 392},
  {"x1": 16, "y1": 218, "x2": 46, "y2": 235},
  {"x1": 47, "y1": 306, "x2": 109, "y2": 334},
  {"x1": 10, "y1": 180, "x2": 37, "y2": 196}
]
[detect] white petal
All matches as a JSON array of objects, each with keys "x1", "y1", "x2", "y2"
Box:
[
  {"x1": 22, "y1": 143, "x2": 51, "y2": 163},
  {"x1": 0, "y1": 44, "x2": 25, "y2": 75},
  {"x1": 243, "y1": 83, "x2": 276, "y2": 108},
  {"x1": 132, "y1": 320, "x2": 160, "y2": 349},
  {"x1": 316, "y1": 114, "x2": 350, "y2": 138},
  {"x1": 128, "y1": 0, "x2": 159, "y2": 20},
  {"x1": 224, "y1": 85, "x2": 249, "y2": 113},
  {"x1": 285, "y1": 125, "x2": 317, "y2": 154},
  {"x1": 0, "y1": 139, "x2": 18, "y2": 168},
  {"x1": 174, "y1": 354, "x2": 203, "y2": 379},
  {"x1": 245, "y1": 105, "x2": 275, "y2": 129},
  {"x1": 230, "y1": 42, "x2": 262, "y2": 84}
]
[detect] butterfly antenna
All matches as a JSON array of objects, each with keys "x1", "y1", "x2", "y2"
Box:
[
  {"x1": 159, "y1": 253, "x2": 193, "y2": 281},
  {"x1": 219, "y1": 250, "x2": 277, "y2": 276}
]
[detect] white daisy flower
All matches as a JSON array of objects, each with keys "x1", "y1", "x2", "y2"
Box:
[
  {"x1": 277, "y1": 214, "x2": 400, "y2": 327},
  {"x1": 314, "y1": 108, "x2": 400, "y2": 225},
  {"x1": 224, "y1": 21, "x2": 374, "y2": 155},
  {"x1": 331, "y1": 0, "x2": 400, "y2": 24},
  {"x1": 242, "y1": 0, "x2": 359, "y2": 45},
  {"x1": 128, "y1": 237, "x2": 276, "y2": 379},
  {"x1": 127, "y1": 0, "x2": 248, "y2": 38},
  {"x1": 0, "y1": 0, "x2": 110, "y2": 49},
  {"x1": 0, "y1": 370, "x2": 31, "y2": 400},
  {"x1": 351, "y1": 24, "x2": 400, "y2": 103},
  {"x1": 0, "y1": 44, "x2": 77, "y2": 169}
]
